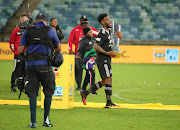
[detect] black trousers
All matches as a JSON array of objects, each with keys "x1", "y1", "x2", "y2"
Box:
[
  {"x1": 82, "y1": 69, "x2": 95, "y2": 90},
  {"x1": 11, "y1": 55, "x2": 25, "y2": 88},
  {"x1": 75, "y1": 58, "x2": 83, "y2": 87},
  {"x1": 25, "y1": 65, "x2": 55, "y2": 98}
]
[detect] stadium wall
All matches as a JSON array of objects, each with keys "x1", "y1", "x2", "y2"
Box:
[{"x1": 0, "y1": 42, "x2": 179, "y2": 64}]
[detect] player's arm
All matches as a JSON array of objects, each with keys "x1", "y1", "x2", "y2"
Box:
[
  {"x1": 68, "y1": 29, "x2": 75, "y2": 54},
  {"x1": 94, "y1": 43, "x2": 117, "y2": 57}
]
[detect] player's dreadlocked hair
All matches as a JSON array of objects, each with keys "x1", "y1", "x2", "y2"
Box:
[{"x1": 98, "y1": 13, "x2": 108, "y2": 23}]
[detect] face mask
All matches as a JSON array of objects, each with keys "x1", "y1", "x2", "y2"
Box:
[{"x1": 81, "y1": 21, "x2": 88, "y2": 26}]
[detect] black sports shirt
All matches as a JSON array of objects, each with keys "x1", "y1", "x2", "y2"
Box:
[{"x1": 96, "y1": 28, "x2": 113, "y2": 59}]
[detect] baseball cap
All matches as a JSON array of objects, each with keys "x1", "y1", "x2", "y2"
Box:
[
  {"x1": 80, "y1": 15, "x2": 88, "y2": 21},
  {"x1": 83, "y1": 27, "x2": 91, "y2": 35},
  {"x1": 35, "y1": 13, "x2": 48, "y2": 21}
]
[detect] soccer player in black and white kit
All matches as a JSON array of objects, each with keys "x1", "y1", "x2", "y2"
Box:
[{"x1": 80, "y1": 13, "x2": 123, "y2": 107}]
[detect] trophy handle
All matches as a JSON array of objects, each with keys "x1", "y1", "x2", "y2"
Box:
[{"x1": 117, "y1": 24, "x2": 121, "y2": 45}]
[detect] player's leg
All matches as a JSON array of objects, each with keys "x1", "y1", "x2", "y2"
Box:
[
  {"x1": 104, "y1": 76, "x2": 113, "y2": 105},
  {"x1": 88, "y1": 59, "x2": 105, "y2": 92},
  {"x1": 80, "y1": 60, "x2": 105, "y2": 105},
  {"x1": 103, "y1": 62, "x2": 120, "y2": 107},
  {"x1": 80, "y1": 79, "x2": 104, "y2": 105}
]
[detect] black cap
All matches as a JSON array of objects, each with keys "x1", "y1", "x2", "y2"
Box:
[
  {"x1": 35, "y1": 13, "x2": 48, "y2": 21},
  {"x1": 80, "y1": 15, "x2": 88, "y2": 21},
  {"x1": 83, "y1": 27, "x2": 91, "y2": 35}
]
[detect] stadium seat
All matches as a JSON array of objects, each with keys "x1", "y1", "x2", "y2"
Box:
[
  {"x1": 0, "y1": 0, "x2": 24, "y2": 30},
  {"x1": 1, "y1": 0, "x2": 179, "y2": 41},
  {"x1": 32, "y1": 0, "x2": 177, "y2": 41}
]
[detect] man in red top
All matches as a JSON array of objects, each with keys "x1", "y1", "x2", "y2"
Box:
[
  {"x1": 9, "y1": 14, "x2": 27, "y2": 92},
  {"x1": 68, "y1": 15, "x2": 98, "y2": 90}
]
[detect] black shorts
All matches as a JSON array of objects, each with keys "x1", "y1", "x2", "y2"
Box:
[
  {"x1": 96, "y1": 57, "x2": 112, "y2": 79},
  {"x1": 25, "y1": 65, "x2": 55, "y2": 98}
]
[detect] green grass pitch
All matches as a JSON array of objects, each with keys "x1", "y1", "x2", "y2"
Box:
[{"x1": 0, "y1": 60, "x2": 180, "y2": 129}]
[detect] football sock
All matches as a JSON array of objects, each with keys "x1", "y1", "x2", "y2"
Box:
[
  {"x1": 105, "y1": 84, "x2": 112, "y2": 101},
  {"x1": 95, "y1": 81, "x2": 102, "y2": 90},
  {"x1": 87, "y1": 81, "x2": 102, "y2": 93},
  {"x1": 44, "y1": 96, "x2": 52, "y2": 122},
  {"x1": 29, "y1": 97, "x2": 37, "y2": 123},
  {"x1": 107, "y1": 100, "x2": 112, "y2": 104}
]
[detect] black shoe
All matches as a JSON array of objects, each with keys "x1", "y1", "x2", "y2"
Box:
[
  {"x1": 80, "y1": 91, "x2": 87, "y2": 105},
  {"x1": 11, "y1": 88, "x2": 17, "y2": 92},
  {"x1": 91, "y1": 92, "x2": 97, "y2": 95},
  {"x1": 75, "y1": 87, "x2": 81, "y2": 90},
  {"x1": 105, "y1": 102, "x2": 120, "y2": 108},
  {"x1": 28, "y1": 123, "x2": 37, "y2": 128},
  {"x1": 43, "y1": 121, "x2": 53, "y2": 127}
]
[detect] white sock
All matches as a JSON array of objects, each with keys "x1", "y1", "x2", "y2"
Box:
[{"x1": 45, "y1": 116, "x2": 50, "y2": 124}]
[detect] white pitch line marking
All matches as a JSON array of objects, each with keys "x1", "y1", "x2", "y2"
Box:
[{"x1": 113, "y1": 88, "x2": 146, "y2": 104}]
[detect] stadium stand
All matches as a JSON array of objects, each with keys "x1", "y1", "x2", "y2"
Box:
[
  {"x1": 0, "y1": 0, "x2": 180, "y2": 42},
  {"x1": 30, "y1": 0, "x2": 180, "y2": 41},
  {"x1": 0, "y1": 0, "x2": 41, "y2": 41},
  {"x1": 0, "y1": 0, "x2": 24, "y2": 30}
]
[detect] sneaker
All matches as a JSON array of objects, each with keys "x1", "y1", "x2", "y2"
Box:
[
  {"x1": 27, "y1": 123, "x2": 37, "y2": 128},
  {"x1": 75, "y1": 87, "x2": 81, "y2": 90},
  {"x1": 11, "y1": 88, "x2": 17, "y2": 92},
  {"x1": 105, "y1": 102, "x2": 120, "y2": 108},
  {"x1": 91, "y1": 92, "x2": 97, "y2": 95},
  {"x1": 80, "y1": 91, "x2": 87, "y2": 105},
  {"x1": 43, "y1": 121, "x2": 53, "y2": 127}
]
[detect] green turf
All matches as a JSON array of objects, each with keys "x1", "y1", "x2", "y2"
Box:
[
  {"x1": 0, "y1": 105, "x2": 180, "y2": 130},
  {"x1": 0, "y1": 60, "x2": 180, "y2": 129}
]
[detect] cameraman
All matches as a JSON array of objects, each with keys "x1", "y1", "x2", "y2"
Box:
[
  {"x1": 9, "y1": 14, "x2": 28, "y2": 92},
  {"x1": 50, "y1": 18, "x2": 64, "y2": 42},
  {"x1": 22, "y1": 11, "x2": 34, "y2": 25},
  {"x1": 19, "y1": 13, "x2": 61, "y2": 128}
]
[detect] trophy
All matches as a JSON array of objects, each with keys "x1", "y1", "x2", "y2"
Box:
[{"x1": 111, "y1": 20, "x2": 121, "y2": 58}]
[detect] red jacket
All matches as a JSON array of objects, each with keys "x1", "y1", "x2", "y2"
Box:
[
  {"x1": 9, "y1": 26, "x2": 21, "y2": 55},
  {"x1": 68, "y1": 24, "x2": 98, "y2": 54}
]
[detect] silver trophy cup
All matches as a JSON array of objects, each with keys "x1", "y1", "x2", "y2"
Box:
[{"x1": 111, "y1": 20, "x2": 121, "y2": 58}]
